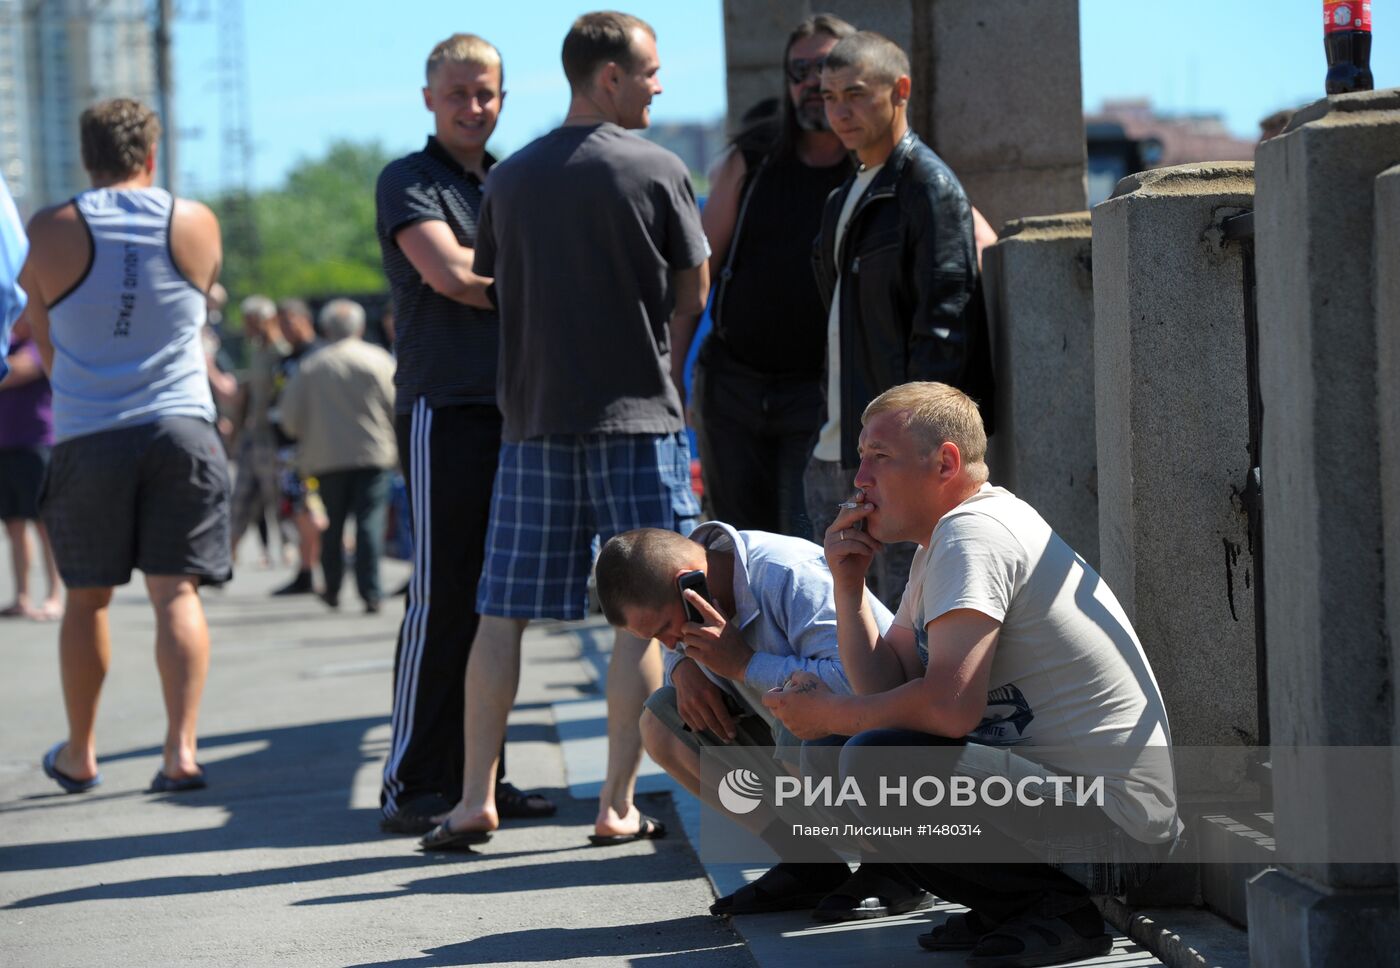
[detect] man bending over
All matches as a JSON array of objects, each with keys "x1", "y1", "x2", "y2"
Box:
[{"x1": 596, "y1": 522, "x2": 931, "y2": 922}]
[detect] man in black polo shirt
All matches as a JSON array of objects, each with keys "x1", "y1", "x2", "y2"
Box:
[{"x1": 374, "y1": 33, "x2": 553, "y2": 833}]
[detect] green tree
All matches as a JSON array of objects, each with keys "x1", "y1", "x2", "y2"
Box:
[{"x1": 212, "y1": 140, "x2": 391, "y2": 315}]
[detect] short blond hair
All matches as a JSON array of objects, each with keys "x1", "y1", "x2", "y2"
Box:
[
  {"x1": 863, "y1": 382, "x2": 989, "y2": 481},
  {"x1": 426, "y1": 33, "x2": 503, "y2": 86}
]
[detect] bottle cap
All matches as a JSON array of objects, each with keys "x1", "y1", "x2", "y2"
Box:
[{"x1": 1324, "y1": 1, "x2": 1372, "y2": 33}]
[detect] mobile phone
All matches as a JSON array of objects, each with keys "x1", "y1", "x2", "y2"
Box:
[{"x1": 676, "y1": 570, "x2": 712, "y2": 623}]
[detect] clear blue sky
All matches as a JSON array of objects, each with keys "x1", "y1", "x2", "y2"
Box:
[{"x1": 172, "y1": 1, "x2": 1397, "y2": 196}]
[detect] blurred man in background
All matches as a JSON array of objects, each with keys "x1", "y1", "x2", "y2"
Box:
[{"x1": 278, "y1": 298, "x2": 397, "y2": 614}]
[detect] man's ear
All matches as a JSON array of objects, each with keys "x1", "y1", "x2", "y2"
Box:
[
  {"x1": 144, "y1": 145, "x2": 158, "y2": 176},
  {"x1": 422, "y1": 86, "x2": 434, "y2": 112},
  {"x1": 600, "y1": 61, "x2": 623, "y2": 97},
  {"x1": 893, "y1": 75, "x2": 911, "y2": 106},
  {"x1": 940, "y1": 442, "x2": 964, "y2": 480}
]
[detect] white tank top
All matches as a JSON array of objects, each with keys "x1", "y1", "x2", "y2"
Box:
[{"x1": 46, "y1": 187, "x2": 214, "y2": 442}]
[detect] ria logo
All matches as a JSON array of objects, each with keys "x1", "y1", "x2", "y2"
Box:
[{"x1": 717, "y1": 768, "x2": 764, "y2": 814}]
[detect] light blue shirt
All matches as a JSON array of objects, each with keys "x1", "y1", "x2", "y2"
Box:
[
  {"x1": 0, "y1": 173, "x2": 27, "y2": 382},
  {"x1": 663, "y1": 521, "x2": 894, "y2": 694}
]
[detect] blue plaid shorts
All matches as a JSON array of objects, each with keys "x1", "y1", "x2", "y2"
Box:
[{"x1": 476, "y1": 431, "x2": 701, "y2": 620}]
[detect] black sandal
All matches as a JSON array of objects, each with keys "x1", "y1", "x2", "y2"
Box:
[
  {"x1": 966, "y1": 913, "x2": 1112, "y2": 968},
  {"x1": 916, "y1": 911, "x2": 997, "y2": 951},
  {"x1": 495, "y1": 781, "x2": 557, "y2": 819},
  {"x1": 710, "y1": 861, "x2": 849, "y2": 916},
  {"x1": 811, "y1": 863, "x2": 934, "y2": 922}
]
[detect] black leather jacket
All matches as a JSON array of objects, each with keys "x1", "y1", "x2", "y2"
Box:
[{"x1": 813, "y1": 130, "x2": 994, "y2": 468}]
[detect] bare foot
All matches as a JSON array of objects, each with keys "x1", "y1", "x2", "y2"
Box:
[
  {"x1": 33, "y1": 599, "x2": 62, "y2": 621},
  {"x1": 55, "y1": 743, "x2": 99, "y2": 784},
  {"x1": 440, "y1": 801, "x2": 498, "y2": 836},
  {"x1": 594, "y1": 802, "x2": 644, "y2": 838},
  {"x1": 161, "y1": 742, "x2": 202, "y2": 781}
]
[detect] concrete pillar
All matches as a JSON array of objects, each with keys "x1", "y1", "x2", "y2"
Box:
[
  {"x1": 1246, "y1": 89, "x2": 1400, "y2": 968},
  {"x1": 982, "y1": 212, "x2": 1098, "y2": 566},
  {"x1": 924, "y1": 0, "x2": 1086, "y2": 230},
  {"x1": 1091, "y1": 162, "x2": 1258, "y2": 753},
  {"x1": 721, "y1": 0, "x2": 1087, "y2": 227},
  {"x1": 721, "y1": 0, "x2": 809, "y2": 130}
]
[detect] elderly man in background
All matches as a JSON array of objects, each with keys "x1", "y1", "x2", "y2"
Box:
[{"x1": 278, "y1": 298, "x2": 397, "y2": 614}]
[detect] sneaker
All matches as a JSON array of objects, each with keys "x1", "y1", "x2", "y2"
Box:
[{"x1": 272, "y1": 570, "x2": 314, "y2": 596}]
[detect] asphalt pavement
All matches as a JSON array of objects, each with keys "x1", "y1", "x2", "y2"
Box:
[{"x1": 0, "y1": 540, "x2": 752, "y2": 968}]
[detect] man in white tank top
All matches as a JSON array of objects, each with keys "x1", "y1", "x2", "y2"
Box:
[{"x1": 20, "y1": 98, "x2": 228, "y2": 796}]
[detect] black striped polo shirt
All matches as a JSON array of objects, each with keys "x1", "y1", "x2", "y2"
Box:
[{"x1": 375, "y1": 137, "x2": 499, "y2": 414}]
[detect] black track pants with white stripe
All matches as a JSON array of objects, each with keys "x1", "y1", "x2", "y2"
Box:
[{"x1": 380, "y1": 400, "x2": 504, "y2": 816}]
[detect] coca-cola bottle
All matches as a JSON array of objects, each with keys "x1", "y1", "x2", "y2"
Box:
[{"x1": 1324, "y1": 0, "x2": 1374, "y2": 94}]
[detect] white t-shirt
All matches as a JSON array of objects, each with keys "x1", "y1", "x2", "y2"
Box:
[
  {"x1": 814, "y1": 163, "x2": 884, "y2": 463},
  {"x1": 892, "y1": 483, "x2": 1181, "y2": 843}
]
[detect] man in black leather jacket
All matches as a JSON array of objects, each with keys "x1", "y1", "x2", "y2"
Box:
[{"x1": 805, "y1": 31, "x2": 994, "y2": 609}]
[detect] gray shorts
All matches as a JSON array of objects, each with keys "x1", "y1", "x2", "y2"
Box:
[{"x1": 41, "y1": 417, "x2": 232, "y2": 588}]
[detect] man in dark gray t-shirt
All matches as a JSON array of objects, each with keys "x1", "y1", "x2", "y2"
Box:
[
  {"x1": 476, "y1": 123, "x2": 705, "y2": 442},
  {"x1": 421, "y1": 11, "x2": 710, "y2": 853}
]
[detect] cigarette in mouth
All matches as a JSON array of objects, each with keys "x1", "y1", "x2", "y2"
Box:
[{"x1": 837, "y1": 502, "x2": 862, "y2": 510}]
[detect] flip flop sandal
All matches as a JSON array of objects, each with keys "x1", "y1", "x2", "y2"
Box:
[
  {"x1": 148, "y1": 768, "x2": 207, "y2": 793},
  {"x1": 811, "y1": 864, "x2": 934, "y2": 922},
  {"x1": 41, "y1": 741, "x2": 101, "y2": 794},
  {"x1": 496, "y1": 781, "x2": 557, "y2": 819},
  {"x1": 710, "y1": 861, "x2": 849, "y2": 916},
  {"x1": 917, "y1": 911, "x2": 997, "y2": 950},
  {"x1": 419, "y1": 819, "x2": 493, "y2": 851},
  {"x1": 587, "y1": 814, "x2": 666, "y2": 847},
  {"x1": 380, "y1": 793, "x2": 455, "y2": 835},
  {"x1": 966, "y1": 914, "x2": 1113, "y2": 968}
]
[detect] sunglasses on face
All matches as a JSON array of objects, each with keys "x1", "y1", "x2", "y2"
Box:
[{"x1": 786, "y1": 56, "x2": 827, "y2": 84}]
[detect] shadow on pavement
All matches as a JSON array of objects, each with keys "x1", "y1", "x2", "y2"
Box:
[
  {"x1": 293, "y1": 846, "x2": 699, "y2": 907},
  {"x1": 342, "y1": 916, "x2": 747, "y2": 967},
  {"x1": 4, "y1": 716, "x2": 399, "y2": 875}
]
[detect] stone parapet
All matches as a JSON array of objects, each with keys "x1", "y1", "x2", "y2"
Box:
[
  {"x1": 983, "y1": 212, "x2": 1097, "y2": 566},
  {"x1": 1381, "y1": 165, "x2": 1400, "y2": 923},
  {"x1": 1247, "y1": 88, "x2": 1400, "y2": 968},
  {"x1": 924, "y1": 0, "x2": 1086, "y2": 229},
  {"x1": 1091, "y1": 162, "x2": 1258, "y2": 757}
]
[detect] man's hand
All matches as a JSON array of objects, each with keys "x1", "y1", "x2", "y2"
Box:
[
  {"x1": 680, "y1": 588, "x2": 753, "y2": 681},
  {"x1": 824, "y1": 498, "x2": 881, "y2": 592},
  {"x1": 673, "y1": 657, "x2": 736, "y2": 742},
  {"x1": 761, "y1": 670, "x2": 837, "y2": 740}
]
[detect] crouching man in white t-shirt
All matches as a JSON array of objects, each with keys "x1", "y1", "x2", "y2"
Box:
[{"x1": 764, "y1": 381, "x2": 1181, "y2": 968}]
